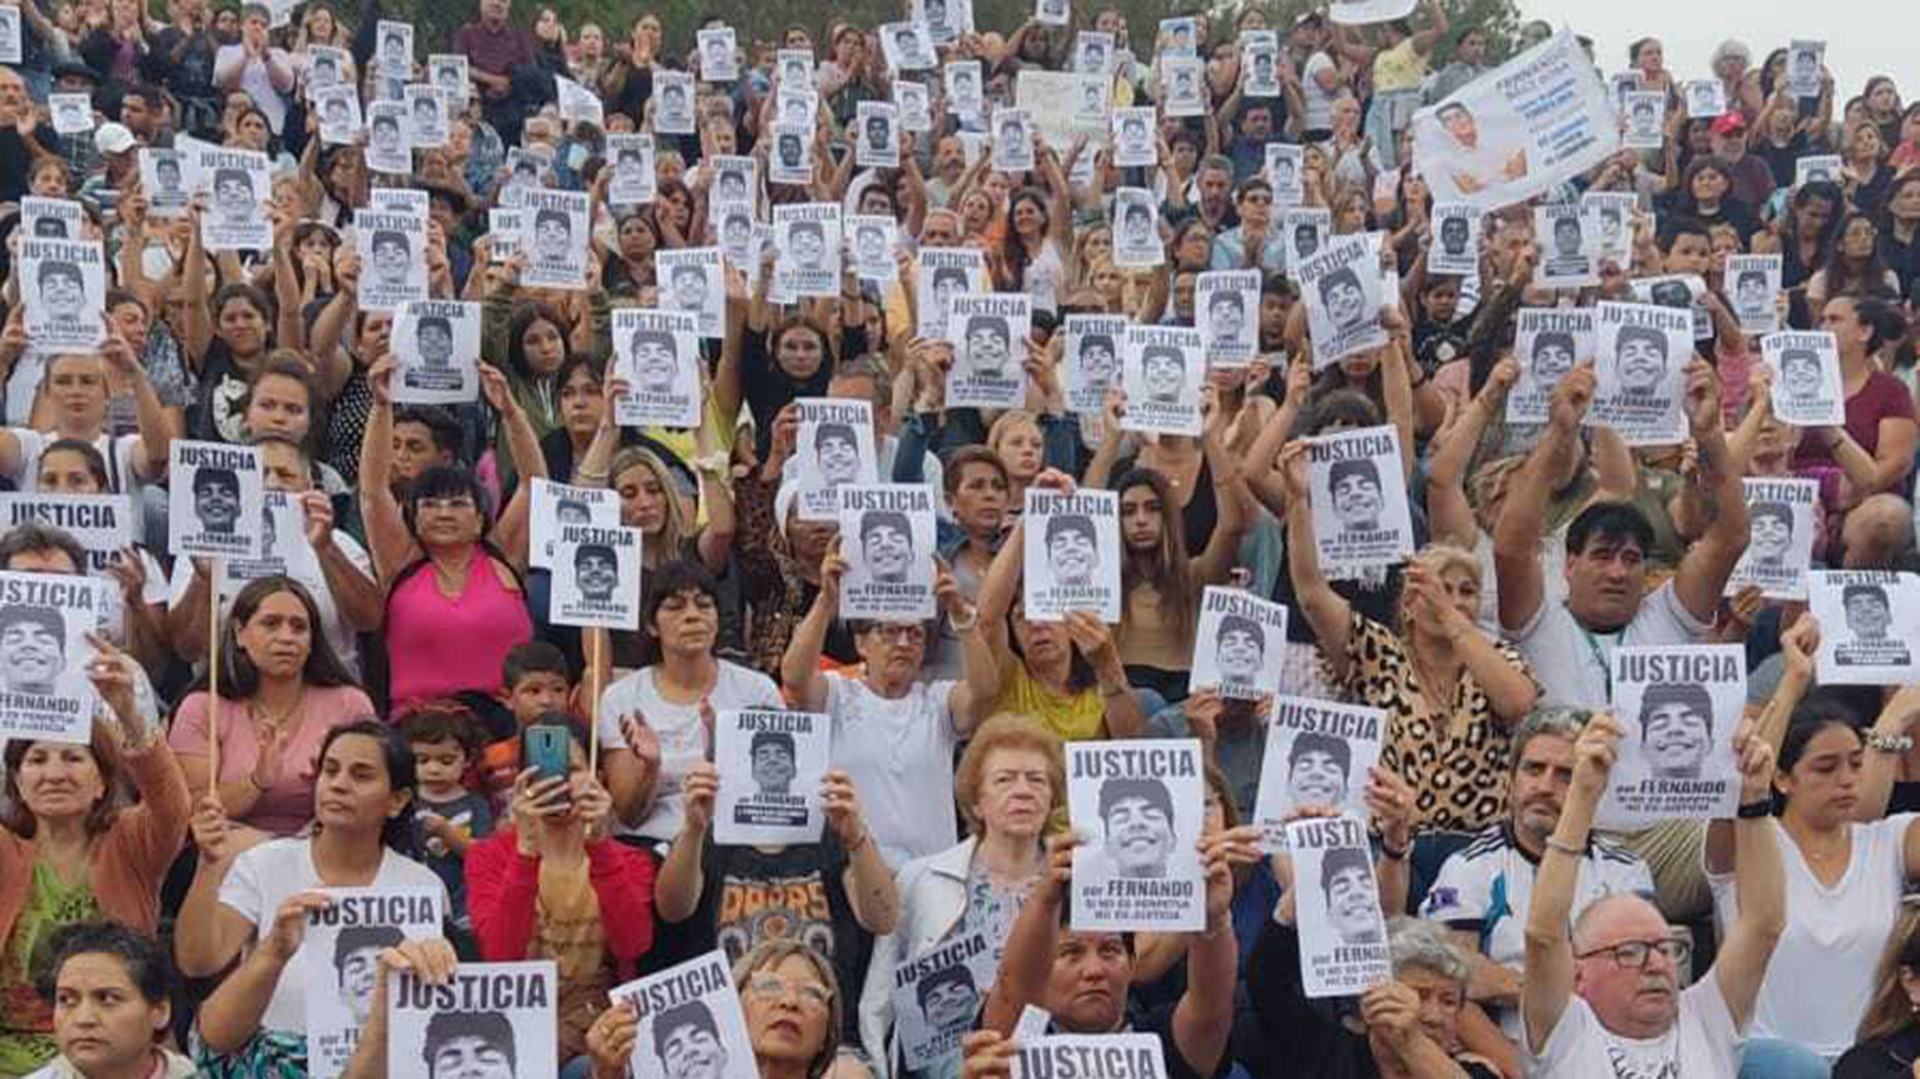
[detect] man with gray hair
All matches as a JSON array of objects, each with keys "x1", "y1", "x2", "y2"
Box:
[{"x1": 1418, "y1": 708, "x2": 1653, "y2": 1039}]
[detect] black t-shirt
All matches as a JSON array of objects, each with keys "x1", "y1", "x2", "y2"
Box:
[{"x1": 740, "y1": 324, "x2": 871, "y2": 457}]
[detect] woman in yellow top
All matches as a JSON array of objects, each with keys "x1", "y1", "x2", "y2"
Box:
[{"x1": 1329, "y1": 0, "x2": 1448, "y2": 170}]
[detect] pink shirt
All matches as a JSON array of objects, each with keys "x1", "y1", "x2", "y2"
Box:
[
  {"x1": 167, "y1": 685, "x2": 378, "y2": 835},
  {"x1": 385, "y1": 548, "x2": 534, "y2": 708}
]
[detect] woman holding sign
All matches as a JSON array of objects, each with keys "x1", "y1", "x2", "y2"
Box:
[
  {"x1": 1277, "y1": 442, "x2": 1538, "y2": 834},
  {"x1": 0, "y1": 637, "x2": 187, "y2": 1079},
  {"x1": 1791, "y1": 296, "x2": 1913, "y2": 506},
  {"x1": 178, "y1": 721, "x2": 446, "y2": 1070},
  {"x1": 0, "y1": 342, "x2": 173, "y2": 494},
  {"x1": 360, "y1": 357, "x2": 541, "y2": 708}
]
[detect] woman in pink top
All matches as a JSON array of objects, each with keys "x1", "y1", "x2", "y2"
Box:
[
  {"x1": 168, "y1": 577, "x2": 374, "y2": 847},
  {"x1": 360, "y1": 357, "x2": 541, "y2": 709}
]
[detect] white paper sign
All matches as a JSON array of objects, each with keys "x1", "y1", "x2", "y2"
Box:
[
  {"x1": 655, "y1": 71, "x2": 697, "y2": 134},
  {"x1": 405, "y1": 84, "x2": 448, "y2": 147},
  {"x1": 855, "y1": 102, "x2": 901, "y2": 169},
  {"x1": 0, "y1": 571, "x2": 105, "y2": 744},
  {"x1": 1120, "y1": 324, "x2": 1204, "y2": 437},
  {"x1": 1191, "y1": 587, "x2": 1288, "y2": 701},
  {"x1": 1266, "y1": 145, "x2": 1305, "y2": 206},
  {"x1": 1328, "y1": 0, "x2": 1418, "y2": 24},
  {"x1": 946, "y1": 294, "x2": 1032, "y2": 409},
  {"x1": 1598, "y1": 645, "x2": 1745, "y2": 828},
  {"x1": 611, "y1": 952, "x2": 757, "y2": 1079},
  {"x1": 1161, "y1": 57, "x2": 1205, "y2": 117},
  {"x1": 138, "y1": 149, "x2": 190, "y2": 216},
  {"x1": 795, "y1": 398, "x2": 878, "y2": 521},
  {"x1": 529, "y1": 479, "x2": 620, "y2": 572},
  {"x1": 1282, "y1": 206, "x2": 1330, "y2": 268},
  {"x1": 198, "y1": 147, "x2": 273, "y2": 251},
  {"x1": 945, "y1": 61, "x2": 984, "y2": 117},
  {"x1": 1786, "y1": 40, "x2": 1824, "y2": 100},
  {"x1": 551, "y1": 523, "x2": 642, "y2": 630},
  {"x1": 698, "y1": 27, "x2": 738, "y2": 82},
  {"x1": 364, "y1": 99, "x2": 412, "y2": 175},
  {"x1": 894, "y1": 931, "x2": 997, "y2": 1069},
  {"x1": 1285, "y1": 814, "x2": 1391, "y2": 997},
  {"x1": 387, "y1": 962, "x2": 557, "y2": 1079},
  {"x1": 313, "y1": 85, "x2": 363, "y2": 145},
  {"x1": 1533, "y1": 203, "x2": 1598, "y2": 288},
  {"x1": 838, "y1": 484, "x2": 937, "y2": 621},
  {"x1": 1620, "y1": 91, "x2": 1666, "y2": 150},
  {"x1": 991, "y1": 108, "x2": 1036, "y2": 172},
  {"x1": 768, "y1": 122, "x2": 814, "y2": 185},
  {"x1": 1012, "y1": 1036, "x2": 1168, "y2": 1079},
  {"x1": 712, "y1": 708, "x2": 829, "y2": 844},
  {"x1": 1796, "y1": 154, "x2": 1843, "y2": 188},
  {"x1": 1428, "y1": 204, "x2": 1480, "y2": 275},
  {"x1": 1196, "y1": 270, "x2": 1259, "y2": 367},
  {"x1": 1300, "y1": 233, "x2": 1387, "y2": 366},
  {"x1": 1728, "y1": 255, "x2": 1782, "y2": 335},
  {"x1": 1068, "y1": 739, "x2": 1206, "y2": 931},
  {"x1": 1508, "y1": 307, "x2": 1594, "y2": 424},
  {"x1": 915, "y1": 248, "x2": 988, "y2": 339},
  {"x1": 0, "y1": 8, "x2": 20, "y2": 63},
  {"x1": 1112, "y1": 108, "x2": 1157, "y2": 167},
  {"x1": 427, "y1": 54, "x2": 468, "y2": 102},
  {"x1": 521, "y1": 188, "x2": 591, "y2": 289},
  {"x1": 1812, "y1": 570, "x2": 1920, "y2": 684},
  {"x1": 656, "y1": 248, "x2": 725, "y2": 339},
  {"x1": 1063, "y1": 314, "x2": 1127, "y2": 414},
  {"x1": 1764, "y1": 331, "x2": 1845, "y2": 427},
  {"x1": 1306, "y1": 426, "x2": 1414, "y2": 579},
  {"x1": 1582, "y1": 192, "x2": 1637, "y2": 267},
  {"x1": 610, "y1": 308, "x2": 702, "y2": 429},
  {"x1": 1253, "y1": 698, "x2": 1385, "y2": 848},
  {"x1": 895, "y1": 80, "x2": 933, "y2": 132},
  {"x1": 391, "y1": 300, "x2": 480, "y2": 405},
  {"x1": 305, "y1": 887, "x2": 445, "y2": 1079},
  {"x1": 1113, "y1": 187, "x2": 1162, "y2": 269},
  {"x1": 608, "y1": 134, "x2": 657, "y2": 206},
  {"x1": 20, "y1": 239, "x2": 106, "y2": 353},
  {"x1": 168, "y1": 441, "x2": 264, "y2": 559},
  {"x1": 881, "y1": 22, "x2": 935, "y2": 72},
  {"x1": 1684, "y1": 79, "x2": 1727, "y2": 119},
  {"x1": 1588, "y1": 301, "x2": 1691, "y2": 446},
  {"x1": 774, "y1": 203, "x2": 842, "y2": 298},
  {"x1": 0, "y1": 495, "x2": 134, "y2": 578},
  {"x1": 1074, "y1": 32, "x2": 1114, "y2": 75},
  {"x1": 847, "y1": 215, "x2": 898, "y2": 284},
  {"x1": 1726, "y1": 477, "x2": 1818, "y2": 602},
  {"x1": 354, "y1": 207, "x2": 428, "y2": 314}
]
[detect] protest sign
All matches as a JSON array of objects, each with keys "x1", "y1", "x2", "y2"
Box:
[
  {"x1": 488, "y1": 209, "x2": 523, "y2": 262},
  {"x1": 1684, "y1": 79, "x2": 1727, "y2": 119},
  {"x1": 1329, "y1": 0, "x2": 1417, "y2": 23},
  {"x1": 713, "y1": 708, "x2": 829, "y2": 845},
  {"x1": 895, "y1": 80, "x2": 932, "y2": 132},
  {"x1": 656, "y1": 248, "x2": 725, "y2": 339},
  {"x1": 391, "y1": 300, "x2": 480, "y2": 405},
  {"x1": 1285, "y1": 814, "x2": 1391, "y2": 997},
  {"x1": 1282, "y1": 206, "x2": 1332, "y2": 267},
  {"x1": 1196, "y1": 270, "x2": 1259, "y2": 367},
  {"x1": 656, "y1": 71, "x2": 697, "y2": 133},
  {"x1": 1016, "y1": 70, "x2": 1109, "y2": 151},
  {"x1": 1508, "y1": 307, "x2": 1594, "y2": 424},
  {"x1": 1112, "y1": 108, "x2": 1157, "y2": 167},
  {"x1": 1252, "y1": 697, "x2": 1385, "y2": 848},
  {"x1": 1161, "y1": 57, "x2": 1206, "y2": 117},
  {"x1": 220, "y1": 490, "x2": 313, "y2": 590},
  {"x1": 1582, "y1": 192, "x2": 1637, "y2": 267},
  {"x1": 1190, "y1": 587, "x2": 1287, "y2": 701},
  {"x1": 1411, "y1": 29, "x2": 1618, "y2": 210},
  {"x1": 305, "y1": 887, "x2": 444, "y2": 1079},
  {"x1": 881, "y1": 22, "x2": 935, "y2": 72},
  {"x1": 1811, "y1": 570, "x2": 1920, "y2": 685},
  {"x1": 774, "y1": 203, "x2": 842, "y2": 298},
  {"x1": 1621, "y1": 91, "x2": 1666, "y2": 149},
  {"x1": 768, "y1": 122, "x2": 814, "y2": 185},
  {"x1": 388, "y1": 962, "x2": 557, "y2": 1079},
  {"x1": 1120, "y1": 325, "x2": 1204, "y2": 437},
  {"x1": 374, "y1": 19, "x2": 411, "y2": 69},
  {"x1": 777, "y1": 49, "x2": 813, "y2": 89},
  {"x1": 855, "y1": 102, "x2": 901, "y2": 169},
  {"x1": 0, "y1": 8, "x2": 19, "y2": 62},
  {"x1": 1727, "y1": 254, "x2": 1782, "y2": 335},
  {"x1": 945, "y1": 60, "x2": 984, "y2": 116},
  {"x1": 1598, "y1": 646, "x2": 1745, "y2": 829},
  {"x1": 916, "y1": 248, "x2": 988, "y2": 338},
  {"x1": 1113, "y1": 188, "x2": 1162, "y2": 269},
  {"x1": 1786, "y1": 40, "x2": 1824, "y2": 99},
  {"x1": 354, "y1": 206, "x2": 428, "y2": 314},
  {"x1": 894, "y1": 931, "x2": 998, "y2": 1069},
  {"x1": 1588, "y1": 302, "x2": 1691, "y2": 446},
  {"x1": 20, "y1": 239, "x2": 105, "y2": 353},
  {"x1": 1727, "y1": 476, "x2": 1819, "y2": 602},
  {"x1": 405, "y1": 83, "x2": 448, "y2": 147},
  {"x1": 1533, "y1": 203, "x2": 1598, "y2": 289},
  {"x1": 1158, "y1": 15, "x2": 1197, "y2": 55},
  {"x1": 1796, "y1": 154, "x2": 1843, "y2": 188},
  {"x1": 0, "y1": 495, "x2": 133, "y2": 578},
  {"x1": 138, "y1": 148, "x2": 190, "y2": 216},
  {"x1": 551, "y1": 523, "x2": 642, "y2": 630},
  {"x1": 713, "y1": 203, "x2": 759, "y2": 279},
  {"x1": 197, "y1": 147, "x2": 272, "y2": 251},
  {"x1": 698, "y1": 26, "x2": 738, "y2": 81},
  {"x1": 1300, "y1": 234, "x2": 1387, "y2": 367},
  {"x1": 313, "y1": 84, "x2": 363, "y2": 145},
  {"x1": 710, "y1": 156, "x2": 756, "y2": 205},
  {"x1": 1427, "y1": 204, "x2": 1480, "y2": 275},
  {"x1": 427, "y1": 54, "x2": 467, "y2": 101},
  {"x1": 1073, "y1": 31, "x2": 1113, "y2": 74},
  {"x1": 1063, "y1": 314, "x2": 1127, "y2": 414},
  {"x1": 1011, "y1": 1035, "x2": 1168, "y2": 1079},
  {"x1": 919, "y1": 0, "x2": 973, "y2": 44},
  {"x1": 610, "y1": 308, "x2": 701, "y2": 429},
  {"x1": 0, "y1": 572, "x2": 104, "y2": 744},
  {"x1": 991, "y1": 108, "x2": 1036, "y2": 171},
  {"x1": 307, "y1": 45, "x2": 351, "y2": 91},
  {"x1": 1266, "y1": 145, "x2": 1306, "y2": 207},
  {"x1": 946, "y1": 294, "x2": 1033, "y2": 409},
  {"x1": 1068, "y1": 739, "x2": 1206, "y2": 931},
  {"x1": 1306, "y1": 426, "x2": 1413, "y2": 579},
  {"x1": 847, "y1": 215, "x2": 898, "y2": 283},
  {"x1": 612, "y1": 953, "x2": 756, "y2": 1079},
  {"x1": 168, "y1": 441, "x2": 264, "y2": 560},
  {"x1": 794, "y1": 398, "x2": 878, "y2": 521},
  {"x1": 530, "y1": 479, "x2": 621, "y2": 570},
  {"x1": 608, "y1": 134, "x2": 657, "y2": 206},
  {"x1": 363, "y1": 99, "x2": 412, "y2": 175},
  {"x1": 551, "y1": 75, "x2": 602, "y2": 128},
  {"x1": 839, "y1": 485, "x2": 938, "y2": 621},
  {"x1": 520, "y1": 188, "x2": 591, "y2": 289},
  {"x1": 1023, "y1": 487, "x2": 1121, "y2": 622},
  {"x1": 1764, "y1": 331, "x2": 1845, "y2": 427},
  {"x1": 1243, "y1": 37, "x2": 1281, "y2": 97}
]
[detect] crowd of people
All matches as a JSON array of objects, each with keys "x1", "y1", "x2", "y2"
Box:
[{"x1": 1, "y1": 0, "x2": 1920, "y2": 1078}]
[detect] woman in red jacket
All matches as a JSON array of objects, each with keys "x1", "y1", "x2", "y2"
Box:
[{"x1": 464, "y1": 713, "x2": 656, "y2": 1075}]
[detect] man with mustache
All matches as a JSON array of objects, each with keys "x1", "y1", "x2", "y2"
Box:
[
  {"x1": 1635, "y1": 683, "x2": 1713, "y2": 781},
  {"x1": 1421, "y1": 708, "x2": 1655, "y2": 1040}
]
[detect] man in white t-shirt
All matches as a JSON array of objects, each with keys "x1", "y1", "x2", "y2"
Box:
[
  {"x1": 598, "y1": 560, "x2": 784, "y2": 846},
  {"x1": 1521, "y1": 712, "x2": 1783, "y2": 1079},
  {"x1": 1421, "y1": 707, "x2": 1655, "y2": 1040}
]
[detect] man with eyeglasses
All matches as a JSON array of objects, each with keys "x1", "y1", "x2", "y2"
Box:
[
  {"x1": 1421, "y1": 708, "x2": 1654, "y2": 1041},
  {"x1": 1520, "y1": 710, "x2": 1783, "y2": 1078}
]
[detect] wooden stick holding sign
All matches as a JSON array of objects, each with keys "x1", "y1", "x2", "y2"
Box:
[
  {"x1": 206, "y1": 559, "x2": 220, "y2": 788},
  {"x1": 588, "y1": 629, "x2": 603, "y2": 774}
]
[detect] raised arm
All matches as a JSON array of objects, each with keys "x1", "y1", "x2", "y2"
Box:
[
  {"x1": 655, "y1": 762, "x2": 715, "y2": 924},
  {"x1": 1670, "y1": 358, "x2": 1750, "y2": 624},
  {"x1": 1709, "y1": 725, "x2": 1786, "y2": 1030},
  {"x1": 357, "y1": 357, "x2": 417, "y2": 586},
  {"x1": 181, "y1": 205, "x2": 214, "y2": 364},
  {"x1": 482, "y1": 365, "x2": 546, "y2": 571},
  {"x1": 1520, "y1": 713, "x2": 1617, "y2": 1054},
  {"x1": 1277, "y1": 441, "x2": 1355, "y2": 678},
  {"x1": 780, "y1": 539, "x2": 843, "y2": 712},
  {"x1": 1189, "y1": 400, "x2": 1249, "y2": 584},
  {"x1": 1494, "y1": 363, "x2": 1594, "y2": 633},
  {"x1": 1427, "y1": 358, "x2": 1516, "y2": 548}
]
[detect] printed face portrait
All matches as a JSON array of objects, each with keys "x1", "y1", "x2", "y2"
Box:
[
  {"x1": 1551, "y1": 215, "x2": 1583, "y2": 257},
  {"x1": 436, "y1": 66, "x2": 460, "y2": 89},
  {"x1": 1121, "y1": 117, "x2": 1146, "y2": 143},
  {"x1": 214, "y1": 170, "x2": 253, "y2": 217},
  {"x1": 1084, "y1": 43, "x2": 1106, "y2": 67},
  {"x1": 1615, "y1": 327, "x2": 1669, "y2": 393},
  {"x1": 575, "y1": 545, "x2": 618, "y2": 599},
  {"x1": 1648, "y1": 281, "x2": 1691, "y2": 308},
  {"x1": 998, "y1": 120, "x2": 1023, "y2": 150},
  {"x1": 1080, "y1": 83, "x2": 1101, "y2": 111},
  {"x1": 536, "y1": 212, "x2": 572, "y2": 261},
  {"x1": 1142, "y1": 345, "x2": 1185, "y2": 401},
  {"x1": 418, "y1": 319, "x2": 454, "y2": 367},
  {"x1": 1207, "y1": 293, "x2": 1243, "y2": 342},
  {"x1": 952, "y1": 69, "x2": 974, "y2": 95},
  {"x1": 1845, "y1": 586, "x2": 1892, "y2": 639},
  {"x1": 0, "y1": 609, "x2": 63, "y2": 692},
  {"x1": 193, "y1": 470, "x2": 241, "y2": 532},
  {"x1": 154, "y1": 157, "x2": 181, "y2": 190},
  {"x1": 334, "y1": 930, "x2": 401, "y2": 1025},
  {"x1": 719, "y1": 172, "x2": 747, "y2": 200},
  {"x1": 778, "y1": 134, "x2": 803, "y2": 166},
  {"x1": 1639, "y1": 686, "x2": 1712, "y2": 778},
  {"x1": 1122, "y1": 203, "x2": 1153, "y2": 244},
  {"x1": 1599, "y1": 209, "x2": 1623, "y2": 245},
  {"x1": 1319, "y1": 269, "x2": 1367, "y2": 330},
  {"x1": 429, "y1": 1032, "x2": 514, "y2": 1079},
  {"x1": 1531, "y1": 332, "x2": 1576, "y2": 381},
  {"x1": 1272, "y1": 158, "x2": 1295, "y2": 186},
  {"x1": 1172, "y1": 68, "x2": 1195, "y2": 96},
  {"x1": 372, "y1": 232, "x2": 410, "y2": 285},
  {"x1": 1214, "y1": 618, "x2": 1264, "y2": 683},
  {"x1": 1631, "y1": 102, "x2": 1656, "y2": 131},
  {"x1": 1080, "y1": 337, "x2": 1117, "y2": 382},
  {"x1": 1294, "y1": 224, "x2": 1319, "y2": 258},
  {"x1": 373, "y1": 116, "x2": 401, "y2": 153},
  {"x1": 664, "y1": 85, "x2": 687, "y2": 112},
  {"x1": 918, "y1": 970, "x2": 979, "y2": 1031},
  {"x1": 791, "y1": 222, "x2": 826, "y2": 266},
  {"x1": 750, "y1": 733, "x2": 796, "y2": 793},
  {"x1": 866, "y1": 116, "x2": 890, "y2": 150},
  {"x1": 39, "y1": 263, "x2": 85, "y2": 321},
  {"x1": 1438, "y1": 103, "x2": 1478, "y2": 148},
  {"x1": 723, "y1": 214, "x2": 752, "y2": 249},
  {"x1": 861, "y1": 511, "x2": 913, "y2": 582},
  {"x1": 1330, "y1": 461, "x2": 1383, "y2": 531},
  {"x1": 1288, "y1": 735, "x2": 1350, "y2": 806},
  {"x1": 1438, "y1": 215, "x2": 1468, "y2": 253},
  {"x1": 556, "y1": 501, "x2": 591, "y2": 524},
  {"x1": 815, "y1": 425, "x2": 860, "y2": 485},
  {"x1": 1805, "y1": 166, "x2": 1832, "y2": 183},
  {"x1": 631, "y1": 331, "x2": 679, "y2": 391},
  {"x1": 965, "y1": 316, "x2": 1012, "y2": 377},
  {"x1": 855, "y1": 226, "x2": 887, "y2": 264},
  {"x1": 324, "y1": 97, "x2": 350, "y2": 123},
  {"x1": 1748, "y1": 504, "x2": 1792, "y2": 564},
  {"x1": 413, "y1": 97, "x2": 438, "y2": 125},
  {"x1": 314, "y1": 55, "x2": 338, "y2": 79},
  {"x1": 1045, "y1": 515, "x2": 1098, "y2": 586},
  {"x1": 1322, "y1": 856, "x2": 1380, "y2": 943},
  {"x1": 1780, "y1": 349, "x2": 1822, "y2": 397},
  {"x1": 1735, "y1": 272, "x2": 1769, "y2": 309},
  {"x1": 1102, "y1": 782, "x2": 1174, "y2": 877},
  {"x1": 1793, "y1": 50, "x2": 1816, "y2": 75},
  {"x1": 657, "y1": 1013, "x2": 726, "y2": 1079},
  {"x1": 1253, "y1": 52, "x2": 1273, "y2": 78},
  {"x1": 671, "y1": 265, "x2": 708, "y2": 311}
]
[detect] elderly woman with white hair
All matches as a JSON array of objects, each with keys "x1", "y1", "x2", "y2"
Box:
[{"x1": 1277, "y1": 442, "x2": 1540, "y2": 837}]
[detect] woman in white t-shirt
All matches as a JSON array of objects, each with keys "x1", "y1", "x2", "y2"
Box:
[
  {"x1": 0, "y1": 347, "x2": 171, "y2": 494},
  {"x1": 781, "y1": 538, "x2": 992, "y2": 866},
  {"x1": 173, "y1": 720, "x2": 448, "y2": 1073},
  {"x1": 1707, "y1": 675, "x2": 1920, "y2": 1072}
]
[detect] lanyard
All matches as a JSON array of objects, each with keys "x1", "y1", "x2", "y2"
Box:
[{"x1": 1572, "y1": 609, "x2": 1617, "y2": 700}]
